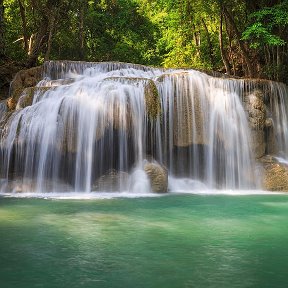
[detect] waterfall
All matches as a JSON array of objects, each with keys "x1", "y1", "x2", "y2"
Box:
[
  {"x1": 157, "y1": 72, "x2": 255, "y2": 189},
  {"x1": 0, "y1": 61, "x2": 287, "y2": 193}
]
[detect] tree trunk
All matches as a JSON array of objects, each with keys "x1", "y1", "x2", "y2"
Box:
[
  {"x1": 78, "y1": 0, "x2": 85, "y2": 59},
  {"x1": 221, "y1": 5, "x2": 253, "y2": 77},
  {"x1": 44, "y1": 9, "x2": 56, "y2": 61},
  {"x1": 0, "y1": 0, "x2": 5, "y2": 58},
  {"x1": 27, "y1": 22, "x2": 48, "y2": 67},
  {"x1": 27, "y1": 0, "x2": 62, "y2": 66},
  {"x1": 276, "y1": 45, "x2": 280, "y2": 81},
  {"x1": 18, "y1": 0, "x2": 29, "y2": 53},
  {"x1": 219, "y1": 13, "x2": 231, "y2": 75},
  {"x1": 202, "y1": 19, "x2": 215, "y2": 69}
]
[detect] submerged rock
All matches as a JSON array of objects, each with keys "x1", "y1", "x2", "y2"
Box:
[
  {"x1": 92, "y1": 169, "x2": 129, "y2": 192},
  {"x1": 144, "y1": 161, "x2": 168, "y2": 193},
  {"x1": 0, "y1": 178, "x2": 73, "y2": 193}
]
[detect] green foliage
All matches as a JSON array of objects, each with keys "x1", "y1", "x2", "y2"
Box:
[
  {"x1": 3, "y1": 0, "x2": 26, "y2": 60},
  {"x1": 1, "y1": 0, "x2": 288, "y2": 83},
  {"x1": 242, "y1": 2, "x2": 288, "y2": 48},
  {"x1": 242, "y1": 23, "x2": 285, "y2": 48}
]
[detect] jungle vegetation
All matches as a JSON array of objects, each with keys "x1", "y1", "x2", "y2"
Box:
[{"x1": 0, "y1": 0, "x2": 288, "y2": 83}]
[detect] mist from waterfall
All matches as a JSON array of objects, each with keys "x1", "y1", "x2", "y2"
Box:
[{"x1": 0, "y1": 61, "x2": 288, "y2": 194}]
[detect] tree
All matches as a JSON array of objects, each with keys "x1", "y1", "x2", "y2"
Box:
[
  {"x1": 0, "y1": 0, "x2": 5, "y2": 59},
  {"x1": 242, "y1": 1, "x2": 288, "y2": 80},
  {"x1": 1, "y1": 0, "x2": 288, "y2": 83}
]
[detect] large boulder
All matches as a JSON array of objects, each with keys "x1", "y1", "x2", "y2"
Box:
[
  {"x1": 259, "y1": 155, "x2": 288, "y2": 191},
  {"x1": 8, "y1": 66, "x2": 42, "y2": 111},
  {"x1": 144, "y1": 161, "x2": 168, "y2": 193}
]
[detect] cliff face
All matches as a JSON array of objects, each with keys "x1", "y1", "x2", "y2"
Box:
[{"x1": 1, "y1": 61, "x2": 288, "y2": 193}]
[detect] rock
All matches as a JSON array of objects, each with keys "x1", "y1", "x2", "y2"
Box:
[
  {"x1": 92, "y1": 169, "x2": 129, "y2": 192},
  {"x1": 6, "y1": 97, "x2": 17, "y2": 111},
  {"x1": 56, "y1": 110, "x2": 78, "y2": 154},
  {"x1": 259, "y1": 156, "x2": 288, "y2": 191},
  {"x1": 0, "y1": 61, "x2": 25, "y2": 100},
  {"x1": 244, "y1": 89, "x2": 266, "y2": 158},
  {"x1": 9, "y1": 66, "x2": 43, "y2": 110},
  {"x1": 104, "y1": 77, "x2": 161, "y2": 120},
  {"x1": 16, "y1": 87, "x2": 51, "y2": 109},
  {"x1": 265, "y1": 118, "x2": 273, "y2": 128},
  {"x1": 250, "y1": 130, "x2": 265, "y2": 159},
  {"x1": 144, "y1": 161, "x2": 168, "y2": 193},
  {"x1": 144, "y1": 80, "x2": 161, "y2": 119}
]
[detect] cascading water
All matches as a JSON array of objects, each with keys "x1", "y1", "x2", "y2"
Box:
[
  {"x1": 0, "y1": 61, "x2": 288, "y2": 194},
  {"x1": 157, "y1": 72, "x2": 256, "y2": 189}
]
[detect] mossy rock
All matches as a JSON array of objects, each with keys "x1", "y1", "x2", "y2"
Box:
[
  {"x1": 6, "y1": 97, "x2": 17, "y2": 111},
  {"x1": 144, "y1": 161, "x2": 168, "y2": 193},
  {"x1": 17, "y1": 87, "x2": 51, "y2": 109},
  {"x1": 92, "y1": 169, "x2": 129, "y2": 192},
  {"x1": 144, "y1": 80, "x2": 161, "y2": 119},
  {"x1": 9, "y1": 66, "x2": 43, "y2": 108},
  {"x1": 259, "y1": 156, "x2": 288, "y2": 191}
]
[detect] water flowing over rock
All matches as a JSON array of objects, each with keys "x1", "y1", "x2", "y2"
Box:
[{"x1": 1, "y1": 61, "x2": 288, "y2": 193}]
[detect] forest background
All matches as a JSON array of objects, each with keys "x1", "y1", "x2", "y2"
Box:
[{"x1": 0, "y1": 0, "x2": 288, "y2": 96}]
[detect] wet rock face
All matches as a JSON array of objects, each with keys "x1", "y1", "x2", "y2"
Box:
[
  {"x1": 8, "y1": 66, "x2": 42, "y2": 111},
  {"x1": 259, "y1": 156, "x2": 288, "y2": 191},
  {"x1": 144, "y1": 161, "x2": 168, "y2": 193},
  {"x1": 144, "y1": 80, "x2": 161, "y2": 120},
  {"x1": 245, "y1": 90, "x2": 266, "y2": 129},
  {"x1": 244, "y1": 90, "x2": 267, "y2": 159},
  {"x1": 159, "y1": 72, "x2": 207, "y2": 147},
  {"x1": 6, "y1": 97, "x2": 17, "y2": 111},
  {"x1": 104, "y1": 77, "x2": 161, "y2": 120}
]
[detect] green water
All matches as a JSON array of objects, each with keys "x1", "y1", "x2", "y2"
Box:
[{"x1": 1, "y1": 195, "x2": 288, "y2": 288}]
